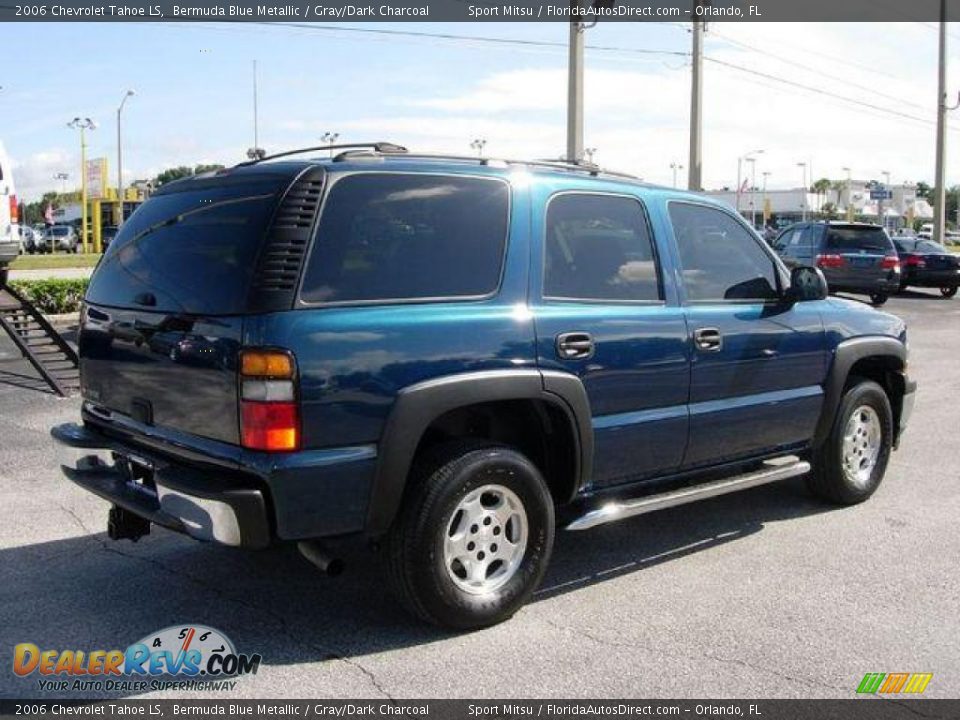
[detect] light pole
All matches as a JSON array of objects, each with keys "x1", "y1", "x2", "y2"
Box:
[
  {"x1": 54, "y1": 173, "x2": 69, "y2": 195},
  {"x1": 670, "y1": 162, "x2": 684, "y2": 189},
  {"x1": 470, "y1": 138, "x2": 488, "y2": 159},
  {"x1": 747, "y1": 157, "x2": 759, "y2": 228},
  {"x1": 736, "y1": 149, "x2": 763, "y2": 217},
  {"x1": 67, "y1": 117, "x2": 96, "y2": 254},
  {"x1": 116, "y1": 89, "x2": 135, "y2": 225},
  {"x1": 879, "y1": 170, "x2": 891, "y2": 231},
  {"x1": 842, "y1": 167, "x2": 854, "y2": 222},
  {"x1": 565, "y1": 0, "x2": 615, "y2": 163},
  {"x1": 321, "y1": 132, "x2": 340, "y2": 158},
  {"x1": 762, "y1": 171, "x2": 771, "y2": 226},
  {"x1": 246, "y1": 60, "x2": 265, "y2": 161},
  {"x1": 797, "y1": 161, "x2": 808, "y2": 222}
]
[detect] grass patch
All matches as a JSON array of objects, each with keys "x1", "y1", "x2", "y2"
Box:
[{"x1": 10, "y1": 253, "x2": 102, "y2": 271}]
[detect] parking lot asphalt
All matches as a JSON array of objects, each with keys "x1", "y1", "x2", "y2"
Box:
[{"x1": 1, "y1": 290, "x2": 958, "y2": 701}]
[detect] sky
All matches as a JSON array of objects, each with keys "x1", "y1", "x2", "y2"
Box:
[{"x1": 1, "y1": 20, "x2": 958, "y2": 201}]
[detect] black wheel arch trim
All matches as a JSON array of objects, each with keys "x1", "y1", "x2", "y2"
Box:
[
  {"x1": 814, "y1": 336, "x2": 907, "y2": 448},
  {"x1": 365, "y1": 368, "x2": 593, "y2": 537}
]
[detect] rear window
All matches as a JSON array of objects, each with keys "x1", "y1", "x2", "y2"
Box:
[
  {"x1": 85, "y1": 180, "x2": 284, "y2": 314},
  {"x1": 299, "y1": 173, "x2": 509, "y2": 304},
  {"x1": 825, "y1": 226, "x2": 893, "y2": 253}
]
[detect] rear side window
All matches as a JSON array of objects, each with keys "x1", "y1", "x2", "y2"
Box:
[
  {"x1": 299, "y1": 174, "x2": 509, "y2": 304},
  {"x1": 86, "y1": 180, "x2": 284, "y2": 314},
  {"x1": 543, "y1": 193, "x2": 660, "y2": 301},
  {"x1": 825, "y1": 226, "x2": 893, "y2": 252}
]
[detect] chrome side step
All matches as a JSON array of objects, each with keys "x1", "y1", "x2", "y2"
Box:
[{"x1": 565, "y1": 456, "x2": 810, "y2": 531}]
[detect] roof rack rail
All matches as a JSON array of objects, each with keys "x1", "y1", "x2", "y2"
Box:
[{"x1": 235, "y1": 141, "x2": 408, "y2": 167}]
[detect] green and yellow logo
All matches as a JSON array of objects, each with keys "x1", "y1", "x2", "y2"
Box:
[{"x1": 857, "y1": 673, "x2": 933, "y2": 695}]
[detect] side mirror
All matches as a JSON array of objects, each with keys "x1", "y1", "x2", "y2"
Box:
[{"x1": 786, "y1": 266, "x2": 828, "y2": 303}]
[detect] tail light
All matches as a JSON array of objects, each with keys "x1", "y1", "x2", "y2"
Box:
[
  {"x1": 239, "y1": 349, "x2": 299, "y2": 452},
  {"x1": 904, "y1": 255, "x2": 925, "y2": 268},
  {"x1": 880, "y1": 255, "x2": 901, "y2": 271},
  {"x1": 9, "y1": 195, "x2": 18, "y2": 223},
  {"x1": 815, "y1": 253, "x2": 845, "y2": 269}
]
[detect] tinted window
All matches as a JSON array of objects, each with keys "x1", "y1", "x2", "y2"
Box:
[
  {"x1": 86, "y1": 180, "x2": 284, "y2": 314},
  {"x1": 825, "y1": 226, "x2": 893, "y2": 252},
  {"x1": 300, "y1": 174, "x2": 508, "y2": 304},
  {"x1": 544, "y1": 194, "x2": 660, "y2": 301},
  {"x1": 917, "y1": 240, "x2": 947, "y2": 253},
  {"x1": 669, "y1": 203, "x2": 779, "y2": 302}
]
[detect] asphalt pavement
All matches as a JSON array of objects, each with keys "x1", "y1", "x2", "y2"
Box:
[{"x1": 1, "y1": 290, "x2": 958, "y2": 700}]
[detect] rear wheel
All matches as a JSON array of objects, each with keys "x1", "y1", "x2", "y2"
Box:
[
  {"x1": 941, "y1": 286, "x2": 958, "y2": 299},
  {"x1": 870, "y1": 292, "x2": 888, "y2": 306},
  {"x1": 807, "y1": 378, "x2": 893, "y2": 505},
  {"x1": 384, "y1": 441, "x2": 555, "y2": 630}
]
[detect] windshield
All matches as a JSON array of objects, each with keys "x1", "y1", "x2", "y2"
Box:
[
  {"x1": 825, "y1": 227, "x2": 892, "y2": 253},
  {"x1": 50, "y1": 227, "x2": 70, "y2": 236}
]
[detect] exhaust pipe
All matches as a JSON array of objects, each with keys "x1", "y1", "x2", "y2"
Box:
[{"x1": 297, "y1": 540, "x2": 344, "y2": 577}]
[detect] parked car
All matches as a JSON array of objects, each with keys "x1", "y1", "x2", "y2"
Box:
[
  {"x1": 0, "y1": 141, "x2": 19, "y2": 282},
  {"x1": 18, "y1": 225, "x2": 43, "y2": 254},
  {"x1": 893, "y1": 237, "x2": 960, "y2": 298},
  {"x1": 100, "y1": 225, "x2": 119, "y2": 251},
  {"x1": 773, "y1": 221, "x2": 901, "y2": 305},
  {"x1": 53, "y1": 144, "x2": 916, "y2": 629},
  {"x1": 41, "y1": 224, "x2": 79, "y2": 253}
]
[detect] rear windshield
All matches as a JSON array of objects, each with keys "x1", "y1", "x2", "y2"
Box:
[
  {"x1": 824, "y1": 226, "x2": 893, "y2": 253},
  {"x1": 51, "y1": 226, "x2": 70, "y2": 236},
  {"x1": 299, "y1": 173, "x2": 509, "y2": 304},
  {"x1": 86, "y1": 180, "x2": 284, "y2": 314}
]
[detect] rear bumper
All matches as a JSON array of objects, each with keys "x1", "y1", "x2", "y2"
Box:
[{"x1": 53, "y1": 422, "x2": 271, "y2": 548}]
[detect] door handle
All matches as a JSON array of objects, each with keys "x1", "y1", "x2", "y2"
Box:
[
  {"x1": 556, "y1": 332, "x2": 594, "y2": 360},
  {"x1": 693, "y1": 327, "x2": 723, "y2": 352}
]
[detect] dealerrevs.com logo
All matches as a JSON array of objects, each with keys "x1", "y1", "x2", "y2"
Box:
[{"x1": 13, "y1": 625, "x2": 262, "y2": 693}]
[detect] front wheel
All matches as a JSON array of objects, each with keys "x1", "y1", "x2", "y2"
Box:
[
  {"x1": 384, "y1": 441, "x2": 555, "y2": 630},
  {"x1": 941, "y1": 286, "x2": 958, "y2": 298},
  {"x1": 870, "y1": 292, "x2": 888, "y2": 306},
  {"x1": 807, "y1": 378, "x2": 893, "y2": 505}
]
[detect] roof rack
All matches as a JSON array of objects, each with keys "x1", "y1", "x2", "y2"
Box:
[
  {"x1": 236, "y1": 141, "x2": 643, "y2": 182},
  {"x1": 235, "y1": 141, "x2": 408, "y2": 167}
]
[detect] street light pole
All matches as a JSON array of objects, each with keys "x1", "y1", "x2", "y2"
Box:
[
  {"x1": 842, "y1": 167, "x2": 854, "y2": 222},
  {"x1": 67, "y1": 117, "x2": 96, "y2": 254},
  {"x1": 797, "y1": 162, "x2": 808, "y2": 222},
  {"x1": 748, "y1": 157, "x2": 758, "y2": 228},
  {"x1": 736, "y1": 149, "x2": 763, "y2": 217},
  {"x1": 762, "y1": 171, "x2": 771, "y2": 225},
  {"x1": 321, "y1": 132, "x2": 340, "y2": 158},
  {"x1": 116, "y1": 89, "x2": 135, "y2": 225},
  {"x1": 670, "y1": 162, "x2": 684, "y2": 188}
]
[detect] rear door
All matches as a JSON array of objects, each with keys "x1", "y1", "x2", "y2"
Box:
[
  {"x1": 80, "y1": 173, "x2": 294, "y2": 444},
  {"x1": 531, "y1": 188, "x2": 689, "y2": 488},
  {"x1": 667, "y1": 201, "x2": 827, "y2": 468}
]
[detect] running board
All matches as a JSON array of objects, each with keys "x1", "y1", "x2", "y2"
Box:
[{"x1": 565, "y1": 456, "x2": 810, "y2": 531}]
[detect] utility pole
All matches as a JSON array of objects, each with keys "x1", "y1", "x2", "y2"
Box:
[
  {"x1": 566, "y1": 0, "x2": 584, "y2": 163},
  {"x1": 247, "y1": 60, "x2": 265, "y2": 161},
  {"x1": 688, "y1": 12, "x2": 704, "y2": 191},
  {"x1": 933, "y1": 0, "x2": 948, "y2": 244}
]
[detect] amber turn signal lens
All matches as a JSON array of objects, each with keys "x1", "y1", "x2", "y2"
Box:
[{"x1": 241, "y1": 351, "x2": 294, "y2": 378}]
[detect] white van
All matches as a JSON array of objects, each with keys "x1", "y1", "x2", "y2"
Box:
[{"x1": 0, "y1": 141, "x2": 20, "y2": 274}]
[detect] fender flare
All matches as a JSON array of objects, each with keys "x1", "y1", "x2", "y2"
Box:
[
  {"x1": 365, "y1": 369, "x2": 593, "y2": 536},
  {"x1": 813, "y1": 336, "x2": 906, "y2": 447}
]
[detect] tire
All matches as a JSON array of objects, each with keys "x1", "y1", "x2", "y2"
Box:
[
  {"x1": 941, "y1": 286, "x2": 958, "y2": 299},
  {"x1": 807, "y1": 378, "x2": 893, "y2": 505},
  {"x1": 384, "y1": 441, "x2": 555, "y2": 630},
  {"x1": 870, "y1": 292, "x2": 888, "y2": 306}
]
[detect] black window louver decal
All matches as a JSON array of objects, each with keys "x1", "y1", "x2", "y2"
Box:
[{"x1": 247, "y1": 167, "x2": 325, "y2": 312}]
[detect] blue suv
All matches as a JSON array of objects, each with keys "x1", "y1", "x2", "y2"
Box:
[{"x1": 53, "y1": 144, "x2": 916, "y2": 629}]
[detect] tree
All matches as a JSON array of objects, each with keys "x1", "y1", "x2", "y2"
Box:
[
  {"x1": 916, "y1": 181, "x2": 931, "y2": 199},
  {"x1": 820, "y1": 202, "x2": 839, "y2": 220},
  {"x1": 811, "y1": 178, "x2": 832, "y2": 195},
  {"x1": 151, "y1": 163, "x2": 225, "y2": 188}
]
